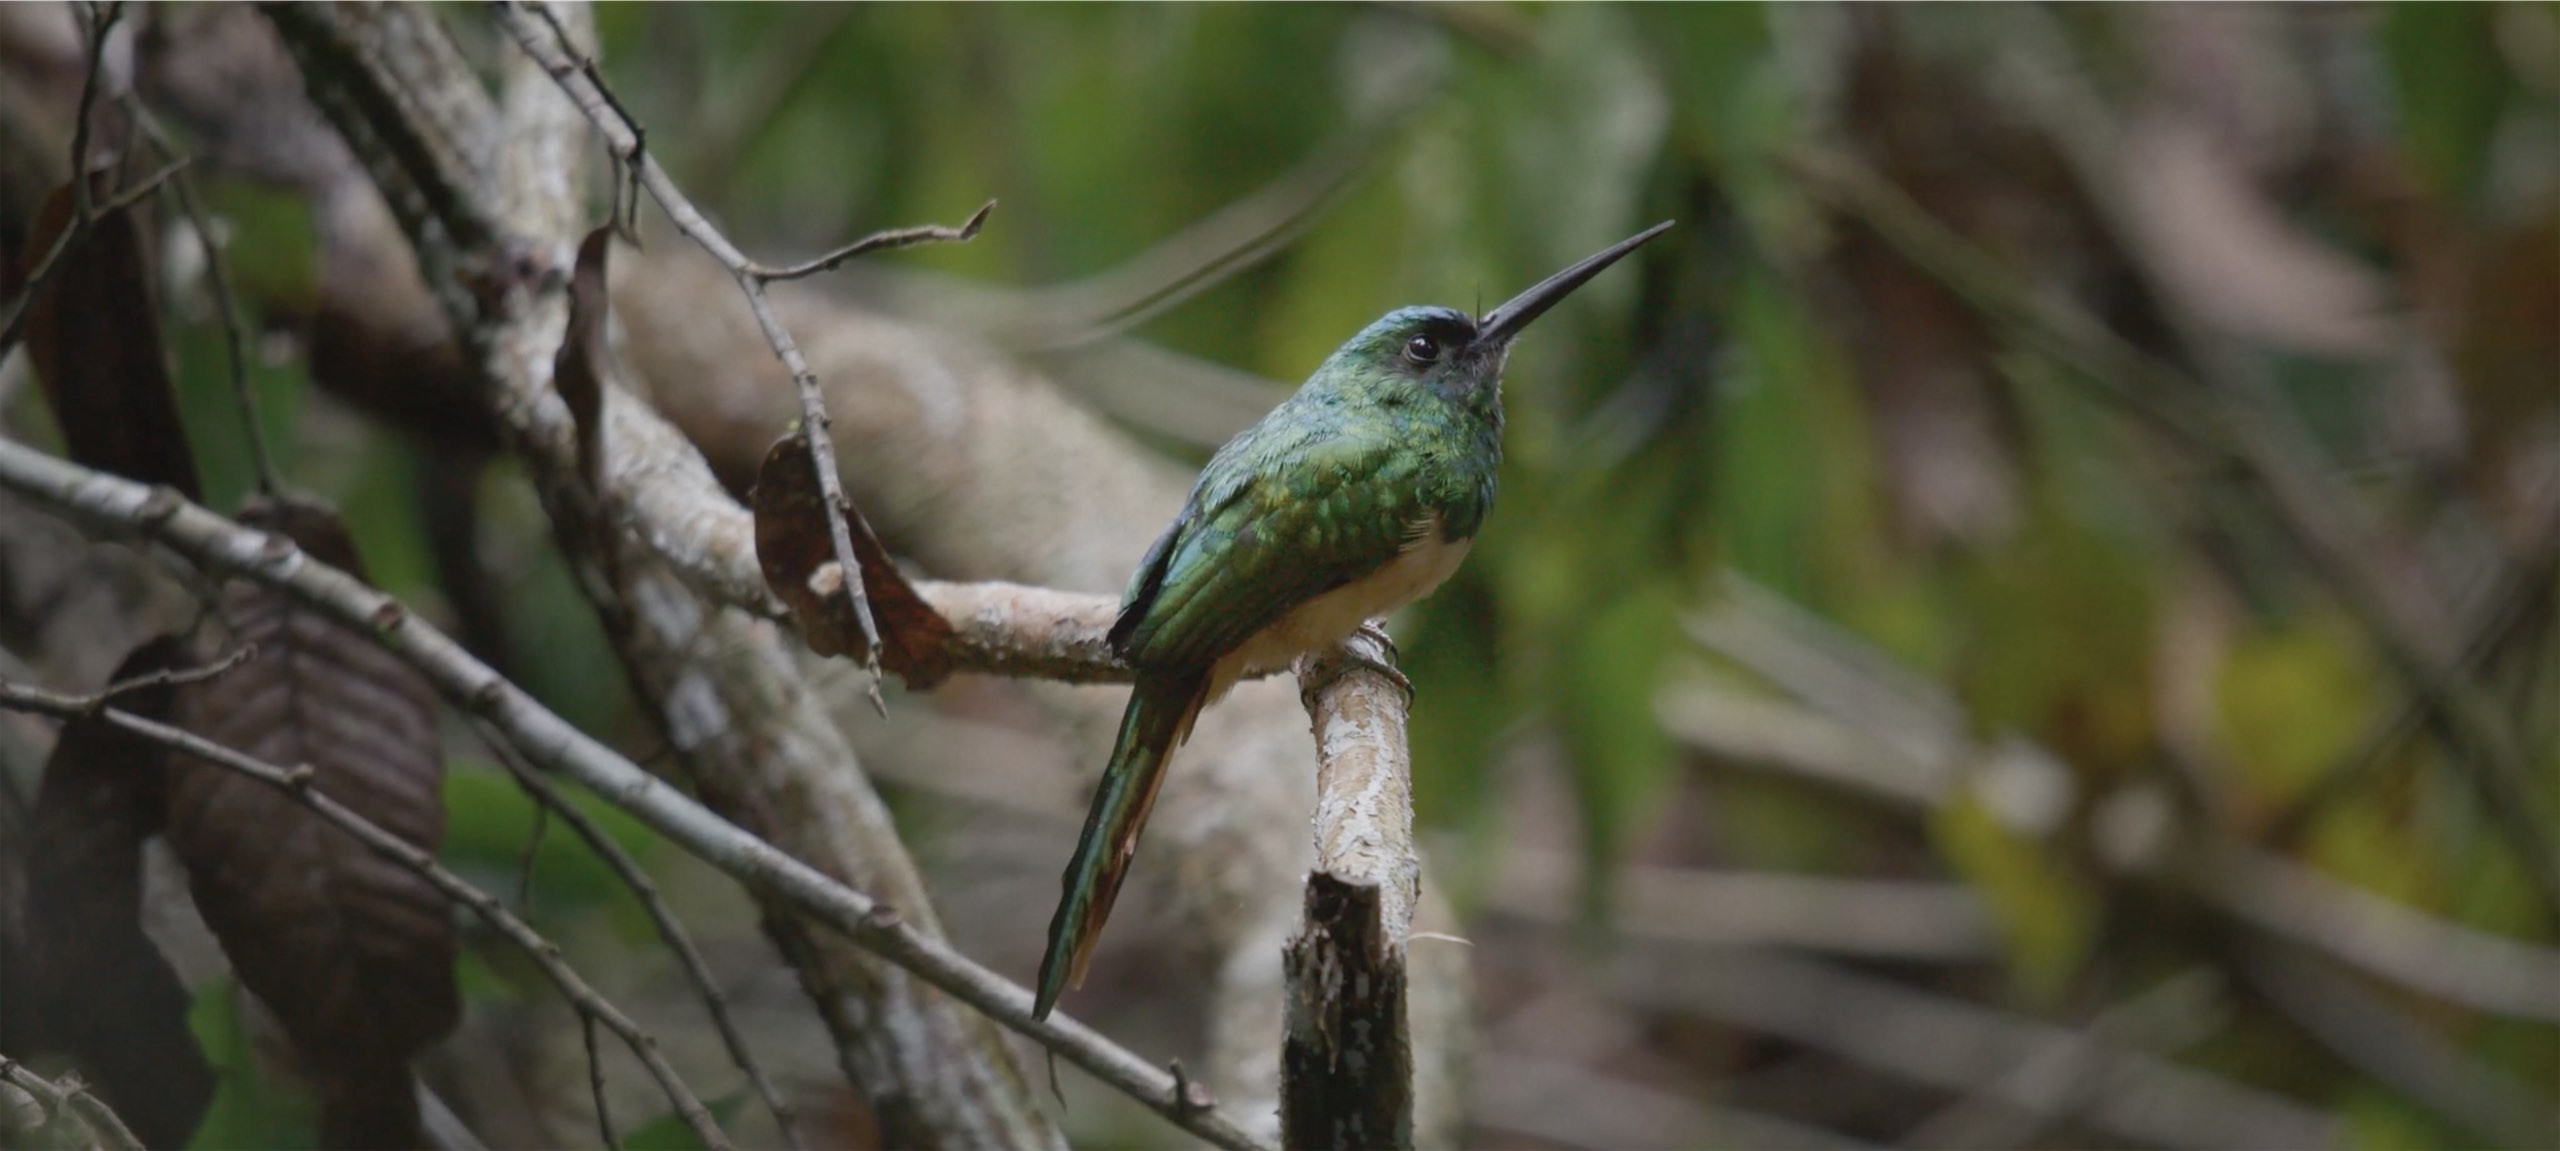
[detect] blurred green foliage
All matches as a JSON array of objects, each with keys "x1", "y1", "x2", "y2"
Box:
[
  {"x1": 586, "y1": 5, "x2": 2556, "y2": 1142},
  {"x1": 34, "y1": 2, "x2": 2541, "y2": 1145}
]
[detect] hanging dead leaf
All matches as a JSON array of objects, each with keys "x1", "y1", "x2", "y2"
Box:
[
  {"x1": 22, "y1": 636, "x2": 217, "y2": 1149},
  {"x1": 163, "y1": 497, "x2": 454, "y2": 1149},
  {"x1": 555, "y1": 224, "x2": 612, "y2": 493},
  {"x1": 17, "y1": 171, "x2": 203, "y2": 499},
  {"x1": 752, "y1": 431, "x2": 955, "y2": 687}
]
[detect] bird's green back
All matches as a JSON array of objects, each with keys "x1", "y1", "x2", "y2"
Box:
[{"x1": 1109, "y1": 307, "x2": 1503, "y2": 674}]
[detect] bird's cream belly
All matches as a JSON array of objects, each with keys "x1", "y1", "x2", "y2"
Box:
[{"x1": 1208, "y1": 532, "x2": 1471, "y2": 701}]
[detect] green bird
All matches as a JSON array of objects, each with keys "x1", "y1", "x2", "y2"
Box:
[{"x1": 1034, "y1": 221, "x2": 1672, "y2": 1020}]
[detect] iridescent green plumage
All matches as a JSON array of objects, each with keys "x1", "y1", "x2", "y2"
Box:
[{"x1": 1034, "y1": 223, "x2": 1671, "y2": 1020}]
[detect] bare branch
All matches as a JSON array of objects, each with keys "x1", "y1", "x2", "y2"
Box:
[
  {"x1": 1474, "y1": 1051, "x2": 1882, "y2": 1151},
  {"x1": 0, "y1": 677, "x2": 734, "y2": 1151},
  {"x1": 0, "y1": 438, "x2": 1277, "y2": 1151},
  {"x1": 264, "y1": 5, "x2": 1065, "y2": 1144},
  {"x1": 0, "y1": 1053, "x2": 146, "y2": 1151},
  {"x1": 122, "y1": 96, "x2": 281, "y2": 496},
  {"x1": 1282, "y1": 626, "x2": 1421, "y2": 1148},
  {"x1": 580, "y1": 1014, "x2": 623, "y2": 1151},
  {"x1": 1901, "y1": 969, "x2": 2232, "y2": 1149},
  {"x1": 2235, "y1": 942, "x2": 2558, "y2": 1147},
  {"x1": 1489, "y1": 847, "x2": 1999, "y2": 962},
  {"x1": 751, "y1": 200, "x2": 996, "y2": 284},
  {"x1": 85, "y1": 642, "x2": 257, "y2": 707},
  {"x1": 497, "y1": 0, "x2": 991, "y2": 695},
  {"x1": 482, "y1": 724, "x2": 807, "y2": 1151},
  {"x1": 2193, "y1": 841, "x2": 2560, "y2": 1024},
  {"x1": 1607, "y1": 948, "x2": 2338, "y2": 1151}
]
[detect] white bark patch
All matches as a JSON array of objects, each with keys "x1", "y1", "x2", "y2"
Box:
[{"x1": 1299, "y1": 629, "x2": 1421, "y2": 949}]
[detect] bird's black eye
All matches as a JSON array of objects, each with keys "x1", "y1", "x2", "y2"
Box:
[{"x1": 1402, "y1": 334, "x2": 1442, "y2": 366}]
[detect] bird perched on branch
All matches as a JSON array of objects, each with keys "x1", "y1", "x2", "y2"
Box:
[{"x1": 1035, "y1": 221, "x2": 1673, "y2": 1020}]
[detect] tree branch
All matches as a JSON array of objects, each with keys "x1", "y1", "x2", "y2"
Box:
[
  {"x1": 1282, "y1": 626, "x2": 1423, "y2": 1149},
  {"x1": 262, "y1": 4, "x2": 1063, "y2": 1143},
  {"x1": 0, "y1": 1053, "x2": 146, "y2": 1151},
  {"x1": 498, "y1": 0, "x2": 991, "y2": 697},
  {"x1": 0, "y1": 437, "x2": 1276, "y2": 1151},
  {"x1": 1607, "y1": 948, "x2": 2338, "y2": 1151},
  {"x1": 610, "y1": 235, "x2": 1474, "y2": 1148}
]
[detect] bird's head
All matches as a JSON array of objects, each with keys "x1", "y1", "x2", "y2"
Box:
[{"x1": 1319, "y1": 220, "x2": 1674, "y2": 410}]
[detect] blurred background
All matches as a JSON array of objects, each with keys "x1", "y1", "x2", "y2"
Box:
[{"x1": 3, "y1": 3, "x2": 2556, "y2": 1149}]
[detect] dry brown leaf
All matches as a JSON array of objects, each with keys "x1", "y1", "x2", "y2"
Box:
[
  {"x1": 17, "y1": 171, "x2": 203, "y2": 499},
  {"x1": 555, "y1": 224, "x2": 611, "y2": 493},
  {"x1": 164, "y1": 497, "x2": 454, "y2": 1149},
  {"x1": 752, "y1": 430, "x2": 957, "y2": 687},
  {"x1": 22, "y1": 636, "x2": 217, "y2": 1149}
]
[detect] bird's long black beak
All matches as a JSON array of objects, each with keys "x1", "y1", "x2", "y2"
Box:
[{"x1": 1474, "y1": 220, "x2": 1674, "y2": 348}]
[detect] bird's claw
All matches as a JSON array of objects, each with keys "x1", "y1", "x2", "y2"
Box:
[{"x1": 1301, "y1": 622, "x2": 1414, "y2": 709}]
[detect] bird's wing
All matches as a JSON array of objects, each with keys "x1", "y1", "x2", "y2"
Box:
[{"x1": 1114, "y1": 421, "x2": 1422, "y2": 671}]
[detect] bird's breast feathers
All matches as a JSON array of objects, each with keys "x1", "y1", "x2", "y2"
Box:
[{"x1": 1209, "y1": 511, "x2": 1469, "y2": 700}]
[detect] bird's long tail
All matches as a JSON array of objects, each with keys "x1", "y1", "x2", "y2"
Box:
[{"x1": 1034, "y1": 674, "x2": 1208, "y2": 1020}]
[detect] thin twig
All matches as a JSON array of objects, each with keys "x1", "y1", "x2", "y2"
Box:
[
  {"x1": 0, "y1": 676, "x2": 736, "y2": 1151},
  {"x1": 581, "y1": 1014, "x2": 622, "y2": 1151},
  {"x1": 525, "y1": 1, "x2": 642, "y2": 243},
  {"x1": 483, "y1": 721, "x2": 808, "y2": 1151},
  {"x1": 749, "y1": 202, "x2": 996, "y2": 283},
  {"x1": 83, "y1": 642, "x2": 258, "y2": 709},
  {"x1": 69, "y1": 2, "x2": 125, "y2": 228},
  {"x1": 0, "y1": 1055, "x2": 147, "y2": 1151},
  {"x1": 498, "y1": 0, "x2": 993, "y2": 702},
  {"x1": 515, "y1": 796, "x2": 548, "y2": 914},
  {"x1": 0, "y1": 438, "x2": 1276, "y2": 1151},
  {"x1": 2267, "y1": 498, "x2": 2560, "y2": 845},
  {"x1": 124, "y1": 97, "x2": 282, "y2": 497}
]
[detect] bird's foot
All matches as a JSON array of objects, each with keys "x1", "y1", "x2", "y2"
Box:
[
  {"x1": 1299, "y1": 622, "x2": 1414, "y2": 709},
  {"x1": 1348, "y1": 621, "x2": 1415, "y2": 702}
]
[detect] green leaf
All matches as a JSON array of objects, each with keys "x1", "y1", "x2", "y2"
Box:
[
  {"x1": 1556, "y1": 580, "x2": 1683, "y2": 922},
  {"x1": 2381, "y1": 3, "x2": 2514, "y2": 211},
  {"x1": 2344, "y1": 1082, "x2": 2466, "y2": 1151},
  {"x1": 2214, "y1": 608, "x2": 2382, "y2": 812},
  {"x1": 440, "y1": 762, "x2": 664, "y2": 913},
  {"x1": 1707, "y1": 268, "x2": 1881, "y2": 602},
  {"x1": 1932, "y1": 791, "x2": 2098, "y2": 1004},
  {"x1": 621, "y1": 1093, "x2": 749, "y2": 1151},
  {"x1": 185, "y1": 978, "x2": 320, "y2": 1151}
]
